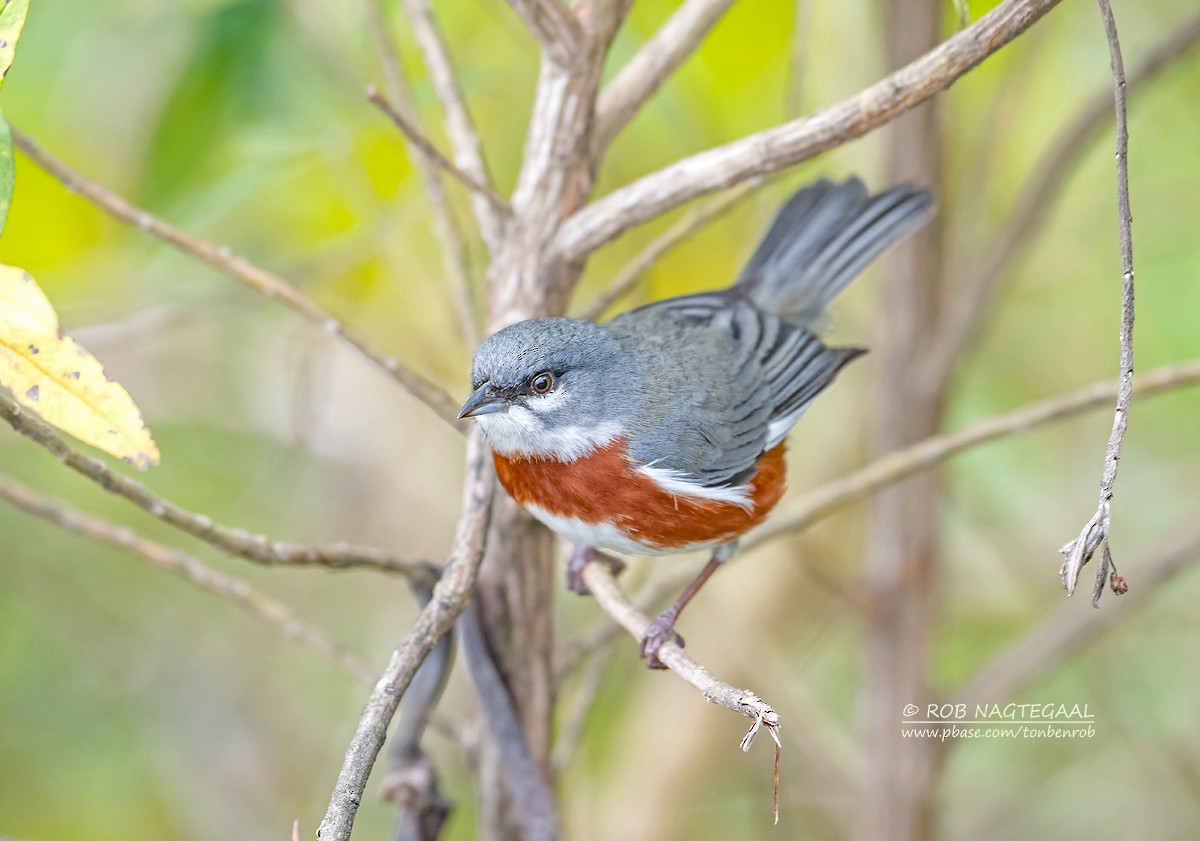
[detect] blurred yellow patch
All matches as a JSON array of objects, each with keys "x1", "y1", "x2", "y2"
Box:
[{"x1": 0, "y1": 265, "x2": 160, "y2": 469}]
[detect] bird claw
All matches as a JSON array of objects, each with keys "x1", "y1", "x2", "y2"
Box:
[
  {"x1": 566, "y1": 546, "x2": 625, "y2": 596},
  {"x1": 639, "y1": 611, "x2": 684, "y2": 670}
]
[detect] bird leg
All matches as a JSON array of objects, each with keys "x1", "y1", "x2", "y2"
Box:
[
  {"x1": 640, "y1": 553, "x2": 726, "y2": 670},
  {"x1": 566, "y1": 545, "x2": 626, "y2": 596}
]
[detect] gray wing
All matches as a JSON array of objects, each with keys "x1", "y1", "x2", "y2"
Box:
[{"x1": 607, "y1": 293, "x2": 862, "y2": 488}]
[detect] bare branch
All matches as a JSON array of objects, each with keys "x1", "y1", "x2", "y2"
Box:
[
  {"x1": 363, "y1": 0, "x2": 480, "y2": 347},
  {"x1": 0, "y1": 473, "x2": 376, "y2": 684},
  {"x1": 957, "y1": 518, "x2": 1200, "y2": 712},
  {"x1": 318, "y1": 432, "x2": 495, "y2": 841},
  {"x1": 458, "y1": 598, "x2": 559, "y2": 841},
  {"x1": 367, "y1": 85, "x2": 513, "y2": 219},
  {"x1": 382, "y1": 582, "x2": 455, "y2": 841},
  {"x1": 0, "y1": 388, "x2": 434, "y2": 581},
  {"x1": 554, "y1": 0, "x2": 1063, "y2": 261},
  {"x1": 500, "y1": 0, "x2": 584, "y2": 64},
  {"x1": 1059, "y1": 0, "x2": 1136, "y2": 599},
  {"x1": 923, "y1": 11, "x2": 1200, "y2": 391},
  {"x1": 578, "y1": 559, "x2": 781, "y2": 750},
  {"x1": 553, "y1": 574, "x2": 678, "y2": 680},
  {"x1": 401, "y1": 0, "x2": 506, "y2": 253},
  {"x1": 593, "y1": 0, "x2": 738, "y2": 153},
  {"x1": 556, "y1": 546, "x2": 857, "y2": 684},
  {"x1": 9, "y1": 127, "x2": 461, "y2": 425},
  {"x1": 577, "y1": 178, "x2": 759, "y2": 321},
  {"x1": 745, "y1": 360, "x2": 1200, "y2": 552}
]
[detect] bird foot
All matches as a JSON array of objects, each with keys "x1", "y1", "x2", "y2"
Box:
[
  {"x1": 639, "y1": 610, "x2": 684, "y2": 670},
  {"x1": 566, "y1": 546, "x2": 625, "y2": 596}
]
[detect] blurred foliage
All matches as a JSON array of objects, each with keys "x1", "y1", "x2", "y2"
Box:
[{"x1": 1, "y1": 0, "x2": 1199, "y2": 839}]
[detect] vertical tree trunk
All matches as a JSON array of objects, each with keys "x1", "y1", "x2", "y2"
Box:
[
  {"x1": 471, "y1": 10, "x2": 631, "y2": 836},
  {"x1": 856, "y1": 1, "x2": 944, "y2": 839},
  {"x1": 475, "y1": 496, "x2": 558, "y2": 841}
]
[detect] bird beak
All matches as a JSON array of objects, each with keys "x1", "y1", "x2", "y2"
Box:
[{"x1": 457, "y1": 383, "x2": 509, "y2": 419}]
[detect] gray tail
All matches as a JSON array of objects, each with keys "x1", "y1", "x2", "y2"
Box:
[{"x1": 734, "y1": 177, "x2": 936, "y2": 324}]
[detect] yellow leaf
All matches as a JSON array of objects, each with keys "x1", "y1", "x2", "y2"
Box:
[
  {"x1": 0, "y1": 263, "x2": 58, "y2": 334},
  {"x1": 0, "y1": 268, "x2": 160, "y2": 470}
]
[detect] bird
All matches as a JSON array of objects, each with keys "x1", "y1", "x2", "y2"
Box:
[{"x1": 458, "y1": 177, "x2": 935, "y2": 667}]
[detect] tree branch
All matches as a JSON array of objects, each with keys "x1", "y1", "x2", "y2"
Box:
[
  {"x1": 553, "y1": 0, "x2": 1063, "y2": 261},
  {"x1": 745, "y1": 359, "x2": 1200, "y2": 553},
  {"x1": 592, "y1": 0, "x2": 738, "y2": 154},
  {"x1": 367, "y1": 85, "x2": 513, "y2": 219},
  {"x1": 1059, "y1": 0, "x2": 1136, "y2": 600},
  {"x1": 922, "y1": 11, "x2": 1200, "y2": 393},
  {"x1": 0, "y1": 473, "x2": 376, "y2": 684},
  {"x1": 363, "y1": 0, "x2": 480, "y2": 348},
  {"x1": 382, "y1": 582, "x2": 456, "y2": 841},
  {"x1": 317, "y1": 431, "x2": 495, "y2": 841},
  {"x1": 553, "y1": 574, "x2": 677, "y2": 680},
  {"x1": 400, "y1": 0, "x2": 506, "y2": 254},
  {"x1": 577, "y1": 178, "x2": 759, "y2": 320},
  {"x1": 500, "y1": 0, "x2": 584, "y2": 65},
  {"x1": 0, "y1": 388, "x2": 434, "y2": 581},
  {"x1": 956, "y1": 518, "x2": 1200, "y2": 712},
  {"x1": 9, "y1": 127, "x2": 461, "y2": 425},
  {"x1": 577, "y1": 559, "x2": 781, "y2": 752},
  {"x1": 457, "y1": 598, "x2": 559, "y2": 841}
]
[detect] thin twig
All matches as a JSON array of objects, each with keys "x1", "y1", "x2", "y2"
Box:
[
  {"x1": 553, "y1": 543, "x2": 855, "y2": 682},
  {"x1": 578, "y1": 178, "x2": 759, "y2": 321},
  {"x1": 367, "y1": 85, "x2": 512, "y2": 219},
  {"x1": 553, "y1": 574, "x2": 679, "y2": 680},
  {"x1": 578, "y1": 560, "x2": 781, "y2": 750},
  {"x1": 9, "y1": 127, "x2": 461, "y2": 424},
  {"x1": 382, "y1": 582, "x2": 455, "y2": 841},
  {"x1": 554, "y1": 0, "x2": 1063, "y2": 261},
  {"x1": 592, "y1": 0, "x2": 738, "y2": 153},
  {"x1": 401, "y1": 0, "x2": 506, "y2": 254},
  {"x1": 746, "y1": 359, "x2": 1200, "y2": 552},
  {"x1": 957, "y1": 518, "x2": 1200, "y2": 711},
  {"x1": 0, "y1": 474, "x2": 376, "y2": 684},
  {"x1": 1059, "y1": 0, "x2": 1136, "y2": 600},
  {"x1": 317, "y1": 431, "x2": 495, "y2": 841},
  {"x1": 923, "y1": 12, "x2": 1200, "y2": 391},
  {"x1": 363, "y1": 0, "x2": 479, "y2": 347},
  {"x1": 0, "y1": 388, "x2": 435, "y2": 581}
]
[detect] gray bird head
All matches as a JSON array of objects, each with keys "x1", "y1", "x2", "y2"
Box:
[{"x1": 459, "y1": 318, "x2": 639, "y2": 460}]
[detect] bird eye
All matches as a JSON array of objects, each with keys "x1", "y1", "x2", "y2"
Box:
[{"x1": 531, "y1": 372, "x2": 554, "y2": 395}]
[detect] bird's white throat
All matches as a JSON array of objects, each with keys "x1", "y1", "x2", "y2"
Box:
[{"x1": 475, "y1": 405, "x2": 621, "y2": 461}]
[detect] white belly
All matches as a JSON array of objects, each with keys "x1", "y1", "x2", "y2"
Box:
[{"x1": 525, "y1": 504, "x2": 719, "y2": 557}]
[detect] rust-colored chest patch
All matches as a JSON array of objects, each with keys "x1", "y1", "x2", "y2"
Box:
[{"x1": 493, "y1": 439, "x2": 787, "y2": 551}]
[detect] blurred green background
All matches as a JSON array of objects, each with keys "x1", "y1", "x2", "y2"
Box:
[{"x1": 2, "y1": 0, "x2": 1199, "y2": 839}]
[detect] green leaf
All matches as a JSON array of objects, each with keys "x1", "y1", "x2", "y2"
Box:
[
  {"x1": 0, "y1": 0, "x2": 31, "y2": 88},
  {"x1": 0, "y1": 109, "x2": 12, "y2": 237}
]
